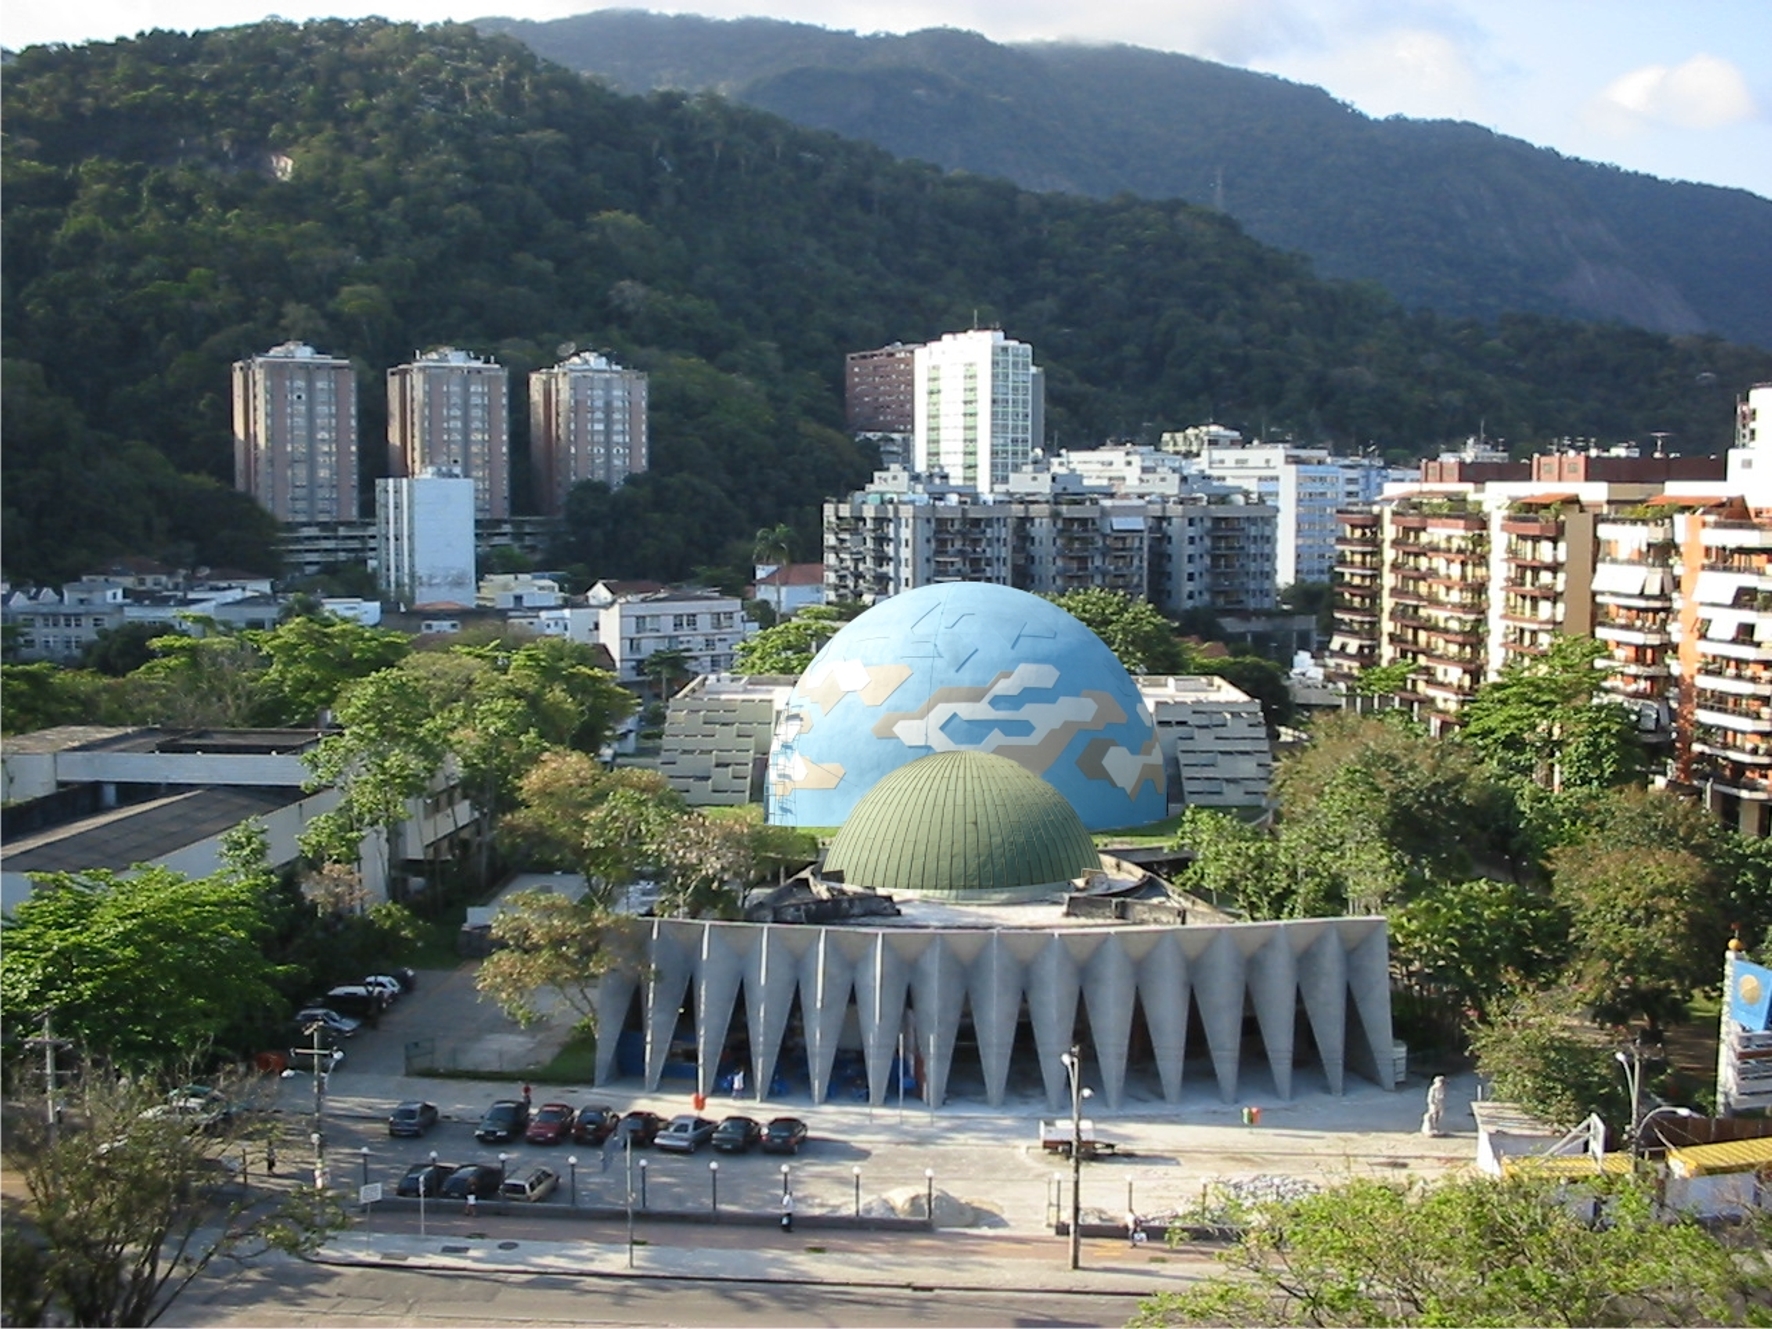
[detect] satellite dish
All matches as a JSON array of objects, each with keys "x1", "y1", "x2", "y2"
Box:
[{"x1": 556, "y1": 341, "x2": 577, "y2": 359}]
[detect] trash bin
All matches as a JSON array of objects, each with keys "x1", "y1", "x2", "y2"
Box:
[
  {"x1": 692, "y1": 1092, "x2": 707, "y2": 1111},
  {"x1": 1242, "y1": 1106, "x2": 1262, "y2": 1126}
]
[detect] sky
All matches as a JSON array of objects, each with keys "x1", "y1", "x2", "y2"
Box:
[{"x1": 5, "y1": 0, "x2": 1768, "y2": 200}]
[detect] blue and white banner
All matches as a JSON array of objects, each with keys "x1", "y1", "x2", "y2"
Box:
[{"x1": 1729, "y1": 958, "x2": 1772, "y2": 1031}]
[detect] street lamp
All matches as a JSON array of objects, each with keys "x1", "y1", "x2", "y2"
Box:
[
  {"x1": 1636, "y1": 1105, "x2": 1698, "y2": 1155},
  {"x1": 1060, "y1": 1045, "x2": 1093, "y2": 1271},
  {"x1": 567, "y1": 1155, "x2": 578, "y2": 1209},
  {"x1": 639, "y1": 1157, "x2": 649, "y2": 1209},
  {"x1": 1615, "y1": 1047, "x2": 1645, "y2": 1159},
  {"x1": 498, "y1": 1152, "x2": 510, "y2": 1212},
  {"x1": 420, "y1": 1149, "x2": 436, "y2": 1237},
  {"x1": 709, "y1": 1159, "x2": 719, "y2": 1215},
  {"x1": 924, "y1": 1168, "x2": 935, "y2": 1227},
  {"x1": 624, "y1": 1131, "x2": 635, "y2": 1270},
  {"x1": 359, "y1": 1146, "x2": 370, "y2": 1188},
  {"x1": 780, "y1": 1162, "x2": 790, "y2": 1196},
  {"x1": 852, "y1": 1165, "x2": 862, "y2": 1218}
]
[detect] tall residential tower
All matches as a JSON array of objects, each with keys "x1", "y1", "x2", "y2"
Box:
[
  {"x1": 231, "y1": 342, "x2": 358, "y2": 521},
  {"x1": 912, "y1": 330, "x2": 1043, "y2": 491},
  {"x1": 387, "y1": 348, "x2": 510, "y2": 519},
  {"x1": 528, "y1": 351, "x2": 648, "y2": 517}
]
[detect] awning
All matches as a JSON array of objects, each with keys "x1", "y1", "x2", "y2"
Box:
[
  {"x1": 1593, "y1": 563, "x2": 1648, "y2": 596},
  {"x1": 1702, "y1": 610, "x2": 1751, "y2": 641},
  {"x1": 1667, "y1": 1137, "x2": 1772, "y2": 1177},
  {"x1": 1695, "y1": 570, "x2": 1760, "y2": 606}
]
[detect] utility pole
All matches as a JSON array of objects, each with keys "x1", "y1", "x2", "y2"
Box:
[
  {"x1": 1060, "y1": 1045, "x2": 1089, "y2": 1272},
  {"x1": 24, "y1": 1010, "x2": 70, "y2": 1147}
]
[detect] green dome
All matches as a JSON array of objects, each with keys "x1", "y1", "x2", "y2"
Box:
[{"x1": 823, "y1": 751, "x2": 1101, "y2": 903}]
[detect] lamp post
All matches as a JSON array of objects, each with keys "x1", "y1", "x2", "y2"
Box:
[
  {"x1": 567, "y1": 1155, "x2": 578, "y2": 1210},
  {"x1": 498, "y1": 1152, "x2": 510, "y2": 1213},
  {"x1": 625, "y1": 1131, "x2": 635, "y2": 1270},
  {"x1": 639, "y1": 1158, "x2": 648, "y2": 1209},
  {"x1": 1060, "y1": 1045, "x2": 1092, "y2": 1271},
  {"x1": 924, "y1": 1168, "x2": 935, "y2": 1227},
  {"x1": 420, "y1": 1149, "x2": 436, "y2": 1237},
  {"x1": 1615, "y1": 1046, "x2": 1645, "y2": 1160},
  {"x1": 1636, "y1": 1105, "x2": 1698, "y2": 1155},
  {"x1": 709, "y1": 1160, "x2": 719, "y2": 1216},
  {"x1": 359, "y1": 1147, "x2": 370, "y2": 1189},
  {"x1": 852, "y1": 1165, "x2": 862, "y2": 1218},
  {"x1": 780, "y1": 1163, "x2": 790, "y2": 1196}
]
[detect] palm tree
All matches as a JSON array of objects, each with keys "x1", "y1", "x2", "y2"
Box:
[
  {"x1": 752, "y1": 524, "x2": 795, "y2": 621},
  {"x1": 640, "y1": 646, "x2": 692, "y2": 701}
]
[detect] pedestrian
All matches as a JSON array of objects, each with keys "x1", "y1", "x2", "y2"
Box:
[
  {"x1": 466, "y1": 1192, "x2": 478, "y2": 1220},
  {"x1": 522, "y1": 1083, "x2": 533, "y2": 1108},
  {"x1": 1126, "y1": 1210, "x2": 1139, "y2": 1248},
  {"x1": 264, "y1": 1141, "x2": 277, "y2": 1175},
  {"x1": 780, "y1": 1189, "x2": 794, "y2": 1233}
]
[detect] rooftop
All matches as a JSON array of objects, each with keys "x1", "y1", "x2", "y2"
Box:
[{"x1": 1, "y1": 785, "x2": 307, "y2": 875}]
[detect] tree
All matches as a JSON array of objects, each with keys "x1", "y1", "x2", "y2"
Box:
[
  {"x1": 1201, "y1": 655, "x2": 1295, "y2": 732},
  {"x1": 500, "y1": 754, "x2": 687, "y2": 906},
  {"x1": 476, "y1": 890, "x2": 646, "y2": 1032},
  {"x1": 79, "y1": 624, "x2": 166, "y2": 678},
  {"x1": 1353, "y1": 659, "x2": 1417, "y2": 700},
  {"x1": 245, "y1": 615, "x2": 410, "y2": 727},
  {"x1": 123, "y1": 632, "x2": 265, "y2": 729},
  {"x1": 495, "y1": 637, "x2": 634, "y2": 755},
  {"x1": 1133, "y1": 1172, "x2": 1765, "y2": 1327},
  {"x1": 2, "y1": 1064, "x2": 338, "y2": 1327},
  {"x1": 752, "y1": 523, "x2": 795, "y2": 620},
  {"x1": 0, "y1": 826, "x2": 292, "y2": 1067},
  {"x1": 640, "y1": 646, "x2": 692, "y2": 699},
  {"x1": 1173, "y1": 807, "x2": 1290, "y2": 919},
  {"x1": 1048, "y1": 589, "x2": 1186, "y2": 675},
  {"x1": 732, "y1": 604, "x2": 845, "y2": 675},
  {"x1": 1468, "y1": 989, "x2": 1628, "y2": 1130},
  {"x1": 1459, "y1": 635, "x2": 1643, "y2": 791},
  {"x1": 1551, "y1": 843, "x2": 1725, "y2": 1033},
  {"x1": 1389, "y1": 878, "x2": 1569, "y2": 1022},
  {"x1": 0, "y1": 663, "x2": 130, "y2": 735}
]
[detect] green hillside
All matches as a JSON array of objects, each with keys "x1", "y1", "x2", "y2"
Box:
[
  {"x1": 479, "y1": 11, "x2": 1772, "y2": 349},
  {"x1": 4, "y1": 20, "x2": 1769, "y2": 587}
]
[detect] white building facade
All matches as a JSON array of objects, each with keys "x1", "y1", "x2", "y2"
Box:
[
  {"x1": 586, "y1": 582, "x2": 750, "y2": 685},
  {"x1": 912, "y1": 330, "x2": 1044, "y2": 491},
  {"x1": 1200, "y1": 443, "x2": 1391, "y2": 588},
  {"x1": 376, "y1": 471, "x2": 478, "y2": 609}
]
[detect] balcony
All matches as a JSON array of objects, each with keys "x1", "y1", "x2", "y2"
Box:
[
  {"x1": 1692, "y1": 727, "x2": 1772, "y2": 764},
  {"x1": 1501, "y1": 517, "x2": 1562, "y2": 537}
]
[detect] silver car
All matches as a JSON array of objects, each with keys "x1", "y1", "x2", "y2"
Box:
[{"x1": 501, "y1": 1166, "x2": 559, "y2": 1202}]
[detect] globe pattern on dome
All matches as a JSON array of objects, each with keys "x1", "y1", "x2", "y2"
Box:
[
  {"x1": 822, "y1": 750, "x2": 1103, "y2": 902},
  {"x1": 765, "y1": 582, "x2": 1165, "y2": 830}
]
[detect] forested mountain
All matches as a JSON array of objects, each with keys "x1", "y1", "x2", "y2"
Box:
[
  {"x1": 477, "y1": 11, "x2": 1772, "y2": 349},
  {"x1": 4, "y1": 20, "x2": 1770, "y2": 588}
]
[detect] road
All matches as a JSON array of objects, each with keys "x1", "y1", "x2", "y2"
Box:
[{"x1": 180, "y1": 1257, "x2": 1151, "y2": 1327}]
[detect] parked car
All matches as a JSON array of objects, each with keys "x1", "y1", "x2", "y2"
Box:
[
  {"x1": 396, "y1": 1161, "x2": 458, "y2": 1197},
  {"x1": 440, "y1": 1163, "x2": 504, "y2": 1199},
  {"x1": 711, "y1": 1116, "x2": 762, "y2": 1153},
  {"x1": 760, "y1": 1117, "x2": 809, "y2": 1154},
  {"x1": 141, "y1": 1086, "x2": 232, "y2": 1135},
  {"x1": 525, "y1": 1103, "x2": 575, "y2": 1145},
  {"x1": 653, "y1": 1114, "x2": 717, "y2": 1153},
  {"x1": 387, "y1": 1100, "x2": 440, "y2": 1138},
  {"x1": 320, "y1": 986, "x2": 387, "y2": 1022},
  {"x1": 474, "y1": 1099, "x2": 531, "y2": 1144},
  {"x1": 572, "y1": 1105, "x2": 621, "y2": 1145},
  {"x1": 501, "y1": 1166, "x2": 559, "y2": 1203},
  {"x1": 293, "y1": 1007, "x2": 361, "y2": 1038},
  {"x1": 360, "y1": 975, "x2": 402, "y2": 1003},
  {"x1": 615, "y1": 1110, "x2": 666, "y2": 1147}
]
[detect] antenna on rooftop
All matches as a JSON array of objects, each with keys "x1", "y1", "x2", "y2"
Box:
[{"x1": 1650, "y1": 431, "x2": 1670, "y2": 457}]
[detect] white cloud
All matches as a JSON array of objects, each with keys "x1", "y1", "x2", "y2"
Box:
[{"x1": 1589, "y1": 54, "x2": 1759, "y2": 134}]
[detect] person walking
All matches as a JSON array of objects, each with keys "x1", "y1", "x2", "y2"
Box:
[
  {"x1": 466, "y1": 1192, "x2": 478, "y2": 1220},
  {"x1": 780, "y1": 1189, "x2": 794, "y2": 1233},
  {"x1": 264, "y1": 1140, "x2": 277, "y2": 1175}
]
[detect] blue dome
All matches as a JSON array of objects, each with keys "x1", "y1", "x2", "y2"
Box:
[{"x1": 765, "y1": 583, "x2": 1165, "y2": 831}]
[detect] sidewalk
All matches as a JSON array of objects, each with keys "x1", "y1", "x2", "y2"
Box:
[{"x1": 312, "y1": 1217, "x2": 1214, "y2": 1297}]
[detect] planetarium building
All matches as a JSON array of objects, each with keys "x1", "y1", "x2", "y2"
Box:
[{"x1": 595, "y1": 583, "x2": 1396, "y2": 1111}]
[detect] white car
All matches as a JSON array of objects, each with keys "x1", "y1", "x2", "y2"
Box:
[
  {"x1": 361, "y1": 975, "x2": 402, "y2": 1002},
  {"x1": 294, "y1": 1007, "x2": 361, "y2": 1037}
]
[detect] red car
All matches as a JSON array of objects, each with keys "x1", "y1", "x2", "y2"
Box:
[{"x1": 525, "y1": 1102, "x2": 575, "y2": 1145}]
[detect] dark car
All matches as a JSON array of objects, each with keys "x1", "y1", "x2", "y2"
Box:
[
  {"x1": 321, "y1": 985, "x2": 387, "y2": 1022},
  {"x1": 387, "y1": 1100, "x2": 440, "y2": 1138},
  {"x1": 654, "y1": 1114, "x2": 717, "y2": 1153},
  {"x1": 572, "y1": 1104, "x2": 620, "y2": 1145},
  {"x1": 525, "y1": 1102, "x2": 575, "y2": 1145},
  {"x1": 396, "y1": 1161, "x2": 458, "y2": 1197},
  {"x1": 440, "y1": 1163, "x2": 504, "y2": 1199},
  {"x1": 474, "y1": 1099, "x2": 531, "y2": 1144},
  {"x1": 760, "y1": 1117, "x2": 809, "y2": 1154},
  {"x1": 711, "y1": 1115, "x2": 762, "y2": 1153},
  {"x1": 615, "y1": 1110, "x2": 666, "y2": 1147}
]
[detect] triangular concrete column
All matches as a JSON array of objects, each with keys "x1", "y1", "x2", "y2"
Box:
[
  {"x1": 1344, "y1": 920, "x2": 1397, "y2": 1089},
  {"x1": 1074, "y1": 934, "x2": 1134, "y2": 1110},
  {"x1": 967, "y1": 932, "x2": 1026, "y2": 1107},
  {"x1": 644, "y1": 922, "x2": 695, "y2": 1092},
  {"x1": 901, "y1": 933, "x2": 961, "y2": 1109},
  {"x1": 1295, "y1": 928, "x2": 1349, "y2": 1094},
  {"x1": 800, "y1": 930, "x2": 857, "y2": 1104},
  {"x1": 1244, "y1": 926, "x2": 1297, "y2": 1100},
  {"x1": 854, "y1": 931, "x2": 913, "y2": 1105},
  {"x1": 1135, "y1": 931, "x2": 1190, "y2": 1102},
  {"x1": 694, "y1": 924, "x2": 752, "y2": 1098},
  {"x1": 1025, "y1": 935, "x2": 1082, "y2": 1112},
  {"x1": 1187, "y1": 930, "x2": 1246, "y2": 1103},
  {"x1": 593, "y1": 966, "x2": 637, "y2": 1086},
  {"x1": 744, "y1": 925, "x2": 808, "y2": 1102}
]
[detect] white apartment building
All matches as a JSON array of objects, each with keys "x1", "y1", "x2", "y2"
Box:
[
  {"x1": 528, "y1": 351, "x2": 649, "y2": 517},
  {"x1": 1199, "y1": 442, "x2": 1391, "y2": 588},
  {"x1": 232, "y1": 342, "x2": 359, "y2": 522},
  {"x1": 376, "y1": 470, "x2": 478, "y2": 609},
  {"x1": 387, "y1": 348, "x2": 511, "y2": 519},
  {"x1": 823, "y1": 470, "x2": 1014, "y2": 603},
  {"x1": 912, "y1": 330, "x2": 1044, "y2": 491},
  {"x1": 585, "y1": 581, "x2": 750, "y2": 686}
]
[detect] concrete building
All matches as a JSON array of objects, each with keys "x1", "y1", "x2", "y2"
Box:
[
  {"x1": 0, "y1": 727, "x2": 470, "y2": 910},
  {"x1": 586, "y1": 581, "x2": 749, "y2": 687},
  {"x1": 845, "y1": 342, "x2": 916, "y2": 435},
  {"x1": 1199, "y1": 442, "x2": 1391, "y2": 588},
  {"x1": 912, "y1": 330, "x2": 1044, "y2": 491},
  {"x1": 656, "y1": 673, "x2": 799, "y2": 806},
  {"x1": 387, "y1": 348, "x2": 510, "y2": 519},
  {"x1": 1137, "y1": 675, "x2": 1274, "y2": 809},
  {"x1": 376, "y1": 470, "x2": 478, "y2": 610},
  {"x1": 823, "y1": 470, "x2": 1014, "y2": 603},
  {"x1": 232, "y1": 342, "x2": 358, "y2": 522},
  {"x1": 528, "y1": 351, "x2": 648, "y2": 517},
  {"x1": 476, "y1": 573, "x2": 564, "y2": 610},
  {"x1": 752, "y1": 563, "x2": 827, "y2": 618}
]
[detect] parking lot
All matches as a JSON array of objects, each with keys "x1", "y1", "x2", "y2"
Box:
[{"x1": 267, "y1": 957, "x2": 1480, "y2": 1231}]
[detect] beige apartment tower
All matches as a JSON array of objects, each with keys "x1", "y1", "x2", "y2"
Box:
[
  {"x1": 387, "y1": 348, "x2": 510, "y2": 519},
  {"x1": 528, "y1": 351, "x2": 649, "y2": 517},
  {"x1": 232, "y1": 342, "x2": 358, "y2": 522}
]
